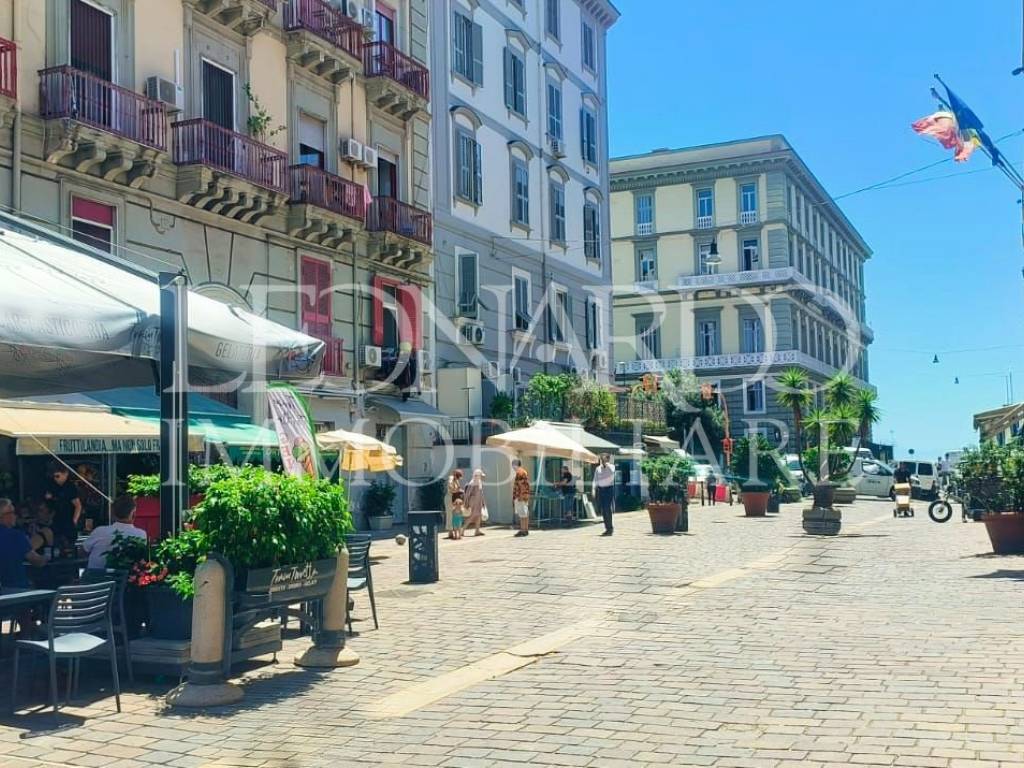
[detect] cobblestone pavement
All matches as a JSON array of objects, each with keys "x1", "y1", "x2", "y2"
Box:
[{"x1": 3, "y1": 498, "x2": 1024, "y2": 768}]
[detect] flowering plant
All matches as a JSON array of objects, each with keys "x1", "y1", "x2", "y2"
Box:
[{"x1": 128, "y1": 559, "x2": 168, "y2": 589}]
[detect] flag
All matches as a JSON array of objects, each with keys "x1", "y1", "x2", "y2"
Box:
[
  {"x1": 954, "y1": 131, "x2": 982, "y2": 163},
  {"x1": 939, "y1": 80, "x2": 984, "y2": 132},
  {"x1": 363, "y1": 184, "x2": 374, "y2": 211},
  {"x1": 911, "y1": 111, "x2": 961, "y2": 150},
  {"x1": 936, "y1": 76, "x2": 1002, "y2": 166}
]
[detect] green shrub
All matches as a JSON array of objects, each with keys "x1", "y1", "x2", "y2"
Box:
[
  {"x1": 730, "y1": 435, "x2": 787, "y2": 490},
  {"x1": 104, "y1": 532, "x2": 150, "y2": 571},
  {"x1": 364, "y1": 479, "x2": 397, "y2": 517},
  {"x1": 641, "y1": 453, "x2": 694, "y2": 503}
]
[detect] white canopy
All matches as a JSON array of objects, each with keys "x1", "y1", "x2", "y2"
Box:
[
  {"x1": 485, "y1": 421, "x2": 599, "y2": 463},
  {"x1": 0, "y1": 215, "x2": 324, "y2": 396}
]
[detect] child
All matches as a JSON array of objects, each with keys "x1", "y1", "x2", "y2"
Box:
[{"x1": 451, "y1": 497, "x2": 465, "y2": 540}]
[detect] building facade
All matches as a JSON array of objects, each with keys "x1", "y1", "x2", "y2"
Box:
[
  {"x1": 428, "y1": 0, "x2": 618, "y2": 427},
  {"x1": 609, "y1": 136, "x2": 874, "y2": 449},
  {"x1": 0, "y1": 0, "x2": 435, "y2": 518}
]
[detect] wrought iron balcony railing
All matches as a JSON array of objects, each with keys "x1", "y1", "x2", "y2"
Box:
[{"x1": 172, "y1": 118, "x2": 287, "y2": 193}]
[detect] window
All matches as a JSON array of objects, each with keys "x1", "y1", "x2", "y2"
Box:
[
  {"x1": 452, "y1": 12, "x2": 484, "y2": 85},
  {"x1": 372, "y1": 276, "x2": 422, "y2": 352},
  {"x1": 455, "y1": 129, "x2": 483, "y2": 204},
  {"x1": 503, "y1": 48, "x2": 527, "y2": 116},
  {"x1": 512, "y1": 158, "x2": 530, "y2": 226},
  {"x1": 698, "y1": 242, "x2": 717, "y2": 275},
  {"x1": 638, "y1": 247, "x2": 657, "y2": 282},
  {"x1": 582, "y1": 22, "x2": 595, "y2": 70},
  {"x1": 696, "y1": 188, "x2": 714, "y2": 223},
  {"x1": 698, "y1": 320, "x2": 719, "y2": 356},
  {"x1": 583, "y1": 202, "x2": 600, "y2": 261},
  {"x1": 513, "y1": 272, "x2": 531, "y2": 331},
  {"x1": 71, "y1": 198, "x2": 114, "y2": 253},
  {"x1": 202, "y1": 60, "x2": 235, "y2": 130},
  {"x1": 457, "y1": 252, "x2": 478, "y2": 317},
  {"x1": 744, "y1": 380, "x2": 766, "y2": 413},
  {"x1": 550, "y1": 181, "x2": 566, "y2": 244},
  {"x1": 741, "y1": 238, "x2": 760, "y2": 271},
  {"x1": 71, "y1": 0, "x2": 113, "y2": 81},
  {"x1": 585, "y1": 297, "x2": 602, "y2": 349},
  {"x1": 550, "y1": 289, "x2": 569, "y2": 343},
  {"x1": 298, "y1": 113, "x2": 326, "y2": 169},
  {"x1": 742, "y1": 317, "x2": 763, "y2": 353},
  {"x1": 636, "y1": 315, "x2": 660, "y2": 359},
  {"x1": 740, "y1": 182, "x2": 757, "y2": 223},
  {"x1": 300, "y1": 257, "x2": 332, "y2": 332},
  {"x1": 547, "y1": 82, "x2": 562, "y2": 139},
  {"x1": 545, "y1": 0, "x2": 560, "y2": 40},
  {"x1": 635, "y1": 193, "x2": 653, "y2": 235},
  {"x1": 580, "y1": 107, "x2": 597, "y2": 165},
  {"x1": 375, "y1": 2, "x2": 396, "y2": 45}
]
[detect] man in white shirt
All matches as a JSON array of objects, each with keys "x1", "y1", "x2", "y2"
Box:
[
  {"x1": 592, "y1": 454, "x2": 616, "y2": 536},
  {"x1": 83, "y1": 495, "x2": 147, "y2": 571}
]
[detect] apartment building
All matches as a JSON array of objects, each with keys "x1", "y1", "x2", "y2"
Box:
[
  {"x1": 428, "y1": 0, "x2": 619, "y2": 428},
  {"x1": 0, "y1": 0, "x2": 435, "y2": 515},
  {"x1": 610, "y1": 136, "x2": 874, "y2": 448}
]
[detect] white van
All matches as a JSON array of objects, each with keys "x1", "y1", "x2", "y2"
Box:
[
  {"x1": 895, "y1": 459, "x2": 938, "y2": 499},
  {"x1": 849, "y1": 458, "x2": 896, "y2": 499}
]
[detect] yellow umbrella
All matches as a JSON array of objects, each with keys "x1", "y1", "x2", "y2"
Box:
[
  {"x1": 485, "y1": 421, "x2": 599, "y2": 463},
  {"x1": 317, "y1": 428, "x2": 403, "y2": 472}
]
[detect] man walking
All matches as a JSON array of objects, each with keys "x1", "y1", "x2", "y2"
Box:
[
  {"x1": 512, "y1": 459, "x2": 531, "y2": 537},
  {"x1": 592, "y1": 454, "x2": 616, "y2": 536}
]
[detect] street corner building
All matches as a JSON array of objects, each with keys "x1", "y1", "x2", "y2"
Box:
[
  {"x1": 0, "y1": 0, "x2": 442, "y2": 519},
  {"x1": 609, "y1": 135, "x2": 875, "y2": 448}
]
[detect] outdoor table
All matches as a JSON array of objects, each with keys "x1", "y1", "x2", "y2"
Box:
[
  {"x1": 0, "y1": 587, "x2": 56, "y2": 657},
  {"x1": 31, "y1": 558, "x2": 88, "y2": 590}
]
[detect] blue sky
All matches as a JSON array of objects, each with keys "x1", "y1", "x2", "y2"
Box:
[{"x1": 606, "y1": 0, "x2": 1024, "y2": 460}]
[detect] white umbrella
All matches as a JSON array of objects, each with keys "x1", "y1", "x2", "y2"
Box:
[
  {"x1": 316, "y1": 428, "x2": 403, "y2": 472},
  {"x1": 485, "y1": 421, "x2": 599, "y2": 463}
]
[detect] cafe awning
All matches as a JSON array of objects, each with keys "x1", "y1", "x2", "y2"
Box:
[
  {"x1": 0, "y1": 401, "x2": 204, "y2": 456},
  {"x1": 0, "y1": 213, "x2": 324, "y2": 397},
  {"x1": 367, "y1": 395, "x2": 445, "y2": 424},
  {"x1": 549, "y1": 423, "x2": 620, "y2": 453},
  {"x1": 485, "y1": 421, "x2": 599, "y2": 463}
]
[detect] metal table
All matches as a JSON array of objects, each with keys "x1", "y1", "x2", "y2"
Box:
[{"x1": 0, "y1": 588, "x2": 56, "y2": 611}]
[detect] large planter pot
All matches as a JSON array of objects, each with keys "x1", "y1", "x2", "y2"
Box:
[
  {"x1": 802, "y1": 507, "x2": 842, "y2": 536},
  {"x1": 983, "y1": 513, "x2": 1024, "y2": 555},
  {"x1": 367, "y1": 515, "x2": 393, "y2": 531},
  {"x1": 647, "y1": 502, "x2": 680, "y2": 534},
  {"x1": 833, "y1": 486, "x2": 857, "y2": 505},
  {"x1": 812, "y1": 483, "x2": 836, "y2": 509},
  {"x1": 133, "y1": 496, "x2": 161, "y2": 541},
  {"x1": 145, "y1": 584, "x2": 193, "y2": 640},
  {"x1": 742, "y1": 491, "x2": 770, "y2": 517}
]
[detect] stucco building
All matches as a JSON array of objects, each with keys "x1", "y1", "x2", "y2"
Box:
[
  {"x1": 428, "y1": 0, "x2": 619, "y2": 430},
  {"x1": 0, "y1": 0, "x2": 435, "y2": 518},
  {"x1": 609, "y1": 136, "x2": 874, "y2": 449}
]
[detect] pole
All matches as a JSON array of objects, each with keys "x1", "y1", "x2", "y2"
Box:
[{"x1": 159, "y1": 272, "x2": 189, "y2": 537}]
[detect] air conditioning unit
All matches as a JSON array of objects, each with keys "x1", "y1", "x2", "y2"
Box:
[
  {"x1": 361, "y1": 345, "x2": 383, "y2": 368},
  {"x1": 485, "y1": 361, "x2": 500, "y2": 380},
  {"x1": 548, "y1": 135, "x2": 566, "y2": 158},
  {"x1": 511, "y1": 366, "x2": 524, "y2": 385},
  {"x1": 144, "y1": 76, "x2": 183, "y2": 112},
  {"x1": 361, "y1": 7, "x2": 375, "y2": 29},
  {"x1": 591, "y1": 351, "x2": 609, "y2": 370},
  {"x1": 342, "y1": 138, "x2": 363, "y2": 164},
  {"x1": 459, "y1": 322, "x2": 485, "y2": 346},
  {"x1": 344, "y1": 1, "x2": 360, "y2": 20},
  {"x1": 362, "y1": 146, "x2": 379, "y2": 169}
]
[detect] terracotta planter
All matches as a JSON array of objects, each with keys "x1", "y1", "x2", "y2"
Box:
[
  {"x1": 742, "y1": 491, "x2": 770, "y2": 517},
  {"x1": 812, "y1": 483, "x2": 836, "y2": 509},
  {"x1": 983, "y1": 513, "x2": 1024, "y2": 555},
  {"x1": 647, "y1": 502, "x2": 680, "y2": 534},
  {"x1": 833, "y1": 486, "x2": 857, "y2": 505}
]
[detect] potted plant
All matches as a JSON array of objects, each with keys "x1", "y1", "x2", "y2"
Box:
[
  {"x1": 730, "y1": 435, "x2": 786, "y2": 518},
  {"x1": 641, "y1": 453, "x2": 693, "y2": 534},
  {"x1": 363, "y1": 479, "x2": 397, "y2": 531},
  {"x1": 957, "y1": 440, "x2": 1024, "y2": 555},
  {"x1": 131, "y1": 529, "x2": 210, "y2": 640},
  {"x1": 103, "y1": 532, "x2": 151, "y2": 635}
]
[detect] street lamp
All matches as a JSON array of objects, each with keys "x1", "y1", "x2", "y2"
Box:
[{"x1": 705, "y1": 239, "x2": 721, "y2": 266}]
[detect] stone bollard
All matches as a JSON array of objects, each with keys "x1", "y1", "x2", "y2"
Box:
[
  {"x1": 295, "y1": 548, "x2": 360, "y2": 668},
  {"x1": 166, "y1": 555, "x2": 243, "y2": 707}
]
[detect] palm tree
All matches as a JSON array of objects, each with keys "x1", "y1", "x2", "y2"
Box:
[
  {"x1": 851, "y1": 388, "x2": 881, "y2": 456},
  {"x1": 776, "y1": 368, "x2": 814, "y2": 479},
  {"x1": 824, "y1": 372, "x2": 858, "y2": 409}
]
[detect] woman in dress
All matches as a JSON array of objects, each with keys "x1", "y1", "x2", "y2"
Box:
[{"x1": 462, "y1": 469, "x2": 487, "y2": 537}]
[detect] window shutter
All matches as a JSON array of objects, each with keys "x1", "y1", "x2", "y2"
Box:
[
  {"x1": 579, "y1": 108, "x2": 586, "y2": 159},
  {"x1": 471, "y1": 22, "x2": 484, "y2": 85},
  {"x1": 456, "y1": 132, "x2": 467, "y2": 199},
  {"x1": 300, "y1": 259, "x2": 317, "y2": 326},
  {"x1": 564, "y1": 293, "x2": 573, "y2": 340},
  {"x1": 503, "y1": 49, "x2": 514, "y2": 109},
  {"x1": 452, "y1": 12, "x2": 465, "y2": 77},
  {"x1": 397, "y1": 284, "x2": 422, "y2": 350},
  {"x1": 585, "y1": 299, "x2": 593, "y2": 349},
  {"x1": 371, "y1": 275, "x2": 385, "y2": 347},
  {"x1": 515, "y1": 57, "x2": 526, "y2": 114},
  {"x1": 473, "y1": 139, "x2": 483, "y2": 204}
]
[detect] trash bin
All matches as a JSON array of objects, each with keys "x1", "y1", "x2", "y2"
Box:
[{"x1": 407, "y1": 510, "x2": 443, "y2": 584}]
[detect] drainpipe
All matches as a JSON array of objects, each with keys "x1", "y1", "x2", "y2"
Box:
[
  {"x1": 533, "y1": 27, "x2": 549, "y2": 375},
  {"x1": 10, "y1": 0, "x2": 22, "y2": 212}
]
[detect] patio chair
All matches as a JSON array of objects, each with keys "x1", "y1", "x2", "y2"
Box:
[
  {"x1": 81, "y1": 569, "x2": 133, "y2": 684},
  {"x1": 344, "y1": 534, "x2": 378, "y2": 634},
  {"x1": 11, "y1": 581, "x2": 120, "y2": 714}
]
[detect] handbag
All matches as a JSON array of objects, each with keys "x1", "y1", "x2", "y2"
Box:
[{"x1": 480, "y1": 505, "x2": 489, "y2": 522}]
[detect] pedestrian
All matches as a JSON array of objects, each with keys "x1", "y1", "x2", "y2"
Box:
[
  {"x1": 446, "y1": 469, "x2": 464, "y2": 540},
  {"x1": 43, "y1": 463, "x2": 82, "y2": 550},
  {"x1": 82, "y1": 495, "x2": 147, "y2": 571},
  {"x1": 706, "y1": 472, "x2": 718, "y2": 506},
  {"x1": 450, "y1": 497, "x2": 465, "y2": 540},
  {"x1": 0, "y1": 498, "x2": 45, "y2": 589},
  {"x1": 462, "y1": 469, "x2": 487, "y2": 536},
  {"x1": 557, "y1": 465, "x2": 577, "y2": 525},
  {"x1": 592, "y1": 453, "x2": 616, "y2": 536},
  {"x1": 512, "y1": 458, "x2": 531, "y2": 537}
]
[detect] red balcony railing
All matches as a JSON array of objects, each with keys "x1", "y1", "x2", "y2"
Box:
[
  {"x1": 284, "y1": 0, "x2": 364, "y2": 60},
  {"x1": 363, "y1": 41, "x2": 429, "y2": 101},
  {"x1": 303, "y1": 319, "x2": 344, "y2": 377},
  {"x1": 39, "y1": 66, "x2": 166, "y2": 150},
  {"x1": 289, "y1": 164, "x2": 367, "y2": 220},
  {"x1": 257, "y1": 0, "x2": 278, "y2": 9},
  {"x1": 0, "y1": 36, "x2": 16, "y2": 100},
  {"x1": 367, "y1": 197, "x2": 432, "y2": 246},
  {"x1": 172, "y1": 118, "x2": 287, "y2": 193}
]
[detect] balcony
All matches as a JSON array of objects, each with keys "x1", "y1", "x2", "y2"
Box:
[
  {"x1": 739, "y1": 209, "x2": 758, "y2": 225},
  {"x1": 363, "y1": 41, "x2": 429, "y2": 118},
  {"x1": 634, "y1": 280, "x2": 659, "y2": 293},
  {"x1": 182, "y1": 0, "x2": 276, "y2": 36},
  {"x1": 304, "y1": 320, "x2": 345, "y2": 377},
  {"x1": 284, "y1": 0, "x2": 364, "y2": 84},
  {"x1": 0, "y1": 35, "x2": 15, "y2": 100},
  {"x1": 635, "y1": 222, "x2": 653, "y2": 236},
  {"x1": 172, "y1": 118, "x2": 288, "y2": 223},
  {"x1": 287, "y1": 164, "x2": 366, "y2": 245},
  {"x1": 677, "y1": 266, "x2": 801, "y2": 292},
  {"x1": 696, "y1": 215, "x2": 714, "y2": 230},
  {"x1": 38, "y1": 66, "x2": 166, "y2": 188},
  {"x1": 366, "y1": 197, "x2": 431, "y2": 266}
]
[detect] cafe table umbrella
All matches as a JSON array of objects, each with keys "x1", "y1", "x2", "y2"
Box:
[
  {"x1": 484, "y1": 421, "x2": 600, "y2": 463},
  {"x1": 316, "y1": 428, "x2": 404, "y2": 472}
]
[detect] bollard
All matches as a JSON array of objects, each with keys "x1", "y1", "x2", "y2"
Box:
[
  {"x1": 295, "y1": 548, "x2": 360, "y2": 668},
  {"x1": 166, "y1": 555, "x2": 243, "y2": 707},
  {"x1": 407, "y1": 510, "x2": 443, "y2": 584}
]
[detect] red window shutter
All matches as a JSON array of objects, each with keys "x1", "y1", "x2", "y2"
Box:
[
  {"x1": 372, "y1": 275, "x2": 385, "y2": 346},
  {"x1": 315, "y1": 259, "x2": 331, "y2": 324},
  {"x1": 300, "y1": 259, "x2": 316, "y2": 326},
  {"x1": 398, "y1": 283, "x2": 422, "y2": 350},
  {"x1": 71, "y1": 197, "x2": 114, "y2": 227}
]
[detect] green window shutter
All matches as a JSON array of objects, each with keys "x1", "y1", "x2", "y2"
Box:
[
  {"x1": 503, "y1": 48, "x2": 514, "y2": 109},
  {"x1": 452, "y1": 12, "x2": 466, "y2": 78},
  {"x1": 471, "y1": 23, "x2": 484, "y2": 85},
  {"x1": 473, "y1": 139, "x2": 483, "y2": 204}
]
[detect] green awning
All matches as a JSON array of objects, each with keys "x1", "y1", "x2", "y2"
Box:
[{"x1": 120, "y1": 413, "x2": 279, "y2": 448}]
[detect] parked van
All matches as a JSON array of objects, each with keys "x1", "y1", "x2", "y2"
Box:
[
  {"x1": 849, "y1": 458, "x2": 897, "y2": 499},
  {"x1": 895, "y1": 459, "x2": 939, "y2": 499}
]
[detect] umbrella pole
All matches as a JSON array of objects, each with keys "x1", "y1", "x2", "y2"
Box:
[{"x1": 159, "y1": 272, "x2": 189, "y2": 538}]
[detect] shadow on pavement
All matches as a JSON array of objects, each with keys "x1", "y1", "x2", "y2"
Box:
[{"x1": 969, "y1": 569, "x2": 1024, "y2": 580}]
